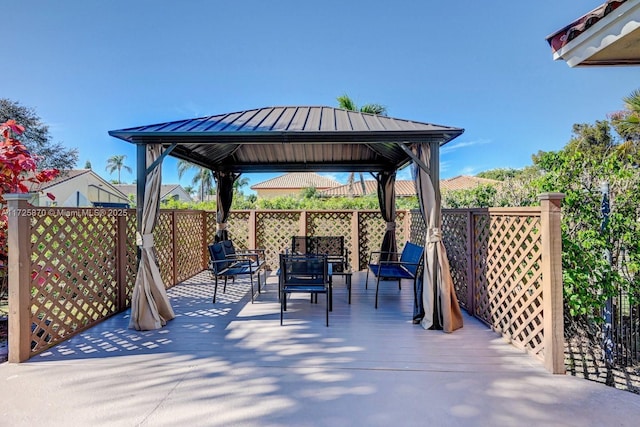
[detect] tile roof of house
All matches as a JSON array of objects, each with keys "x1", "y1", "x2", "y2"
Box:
[
  {"x1": 318, "y1": 180, "x2": 416, "y2": 197},
  {"x1": 440, "y1": 175, "x2": 500, "y2": 191},
  {"x1": 547, "y1": 1, "x2": 628, "y2": 53},
  {"x1": 250, "y1": 172, "x2": 341, "y2": 190},
  {"x1": 318, "y1": 176, "x2": 500, "y2": 197}
]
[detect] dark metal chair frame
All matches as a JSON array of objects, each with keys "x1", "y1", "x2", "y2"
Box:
[
  {"x1": 366, "y1": 241, "x2": 424, "y2": 309},
  {"x1": 279, "y1": 253, "x2": 330, "y2": 326},
  {"x1": 291, "y1": 236, "x2": 352, "y2": 304},
  {"x1": 208, "y1": 240, "x2": 266, "y2": 303}
]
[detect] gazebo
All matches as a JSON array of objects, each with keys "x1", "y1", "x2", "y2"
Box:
[{"x1": 109, "y1": 106, "x2": 465, "y2": 333}]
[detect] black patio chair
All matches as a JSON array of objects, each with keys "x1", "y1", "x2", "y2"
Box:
[
  {"x1": 208, "y1": 241, "x2": 266, "y2": 303},
  {"x1": 279, "y1": 253, "x2": 330, "y2": 326}
]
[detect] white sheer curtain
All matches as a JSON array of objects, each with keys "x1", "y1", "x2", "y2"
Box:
[
  {"x1": 413, "y1": 143, "x2": 463, "y2": 332},
  {"x1": 129, "y1": 144, "x2": 176, "y2": 330}
]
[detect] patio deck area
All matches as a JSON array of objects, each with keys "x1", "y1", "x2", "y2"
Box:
[{"x1": 0, "y1": 271, "x2": 638, "y2": 426}]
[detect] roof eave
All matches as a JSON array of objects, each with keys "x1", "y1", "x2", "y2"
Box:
[
  {"x1": 549, "y1": 0, "x2": 640, "y2": 67},
  {"x1": 108, "y1": 129, "x2": 464, "y2": 145}
]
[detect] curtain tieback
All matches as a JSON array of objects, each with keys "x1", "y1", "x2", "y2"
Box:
[
  {"x1": 216, "y1": 222, "x2": 227, "y2": 231},
  {"x1": 136, "y1": 232, "x2": 155, "y2": 248},
  {"x1": 428, "y1": 227, "x2": 442, "y2": 243},
  {"x1": 385, "y1": 222, "x2": 396, "y2": 231}
]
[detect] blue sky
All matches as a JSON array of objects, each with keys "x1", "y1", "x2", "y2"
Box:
[{"x1": 3, "y1": 1, "x2": 638, "y2": 193}]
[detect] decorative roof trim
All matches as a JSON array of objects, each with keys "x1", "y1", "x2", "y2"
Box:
[{"x1": 546, "y1": 0, "x2": 640, "y2": 66}]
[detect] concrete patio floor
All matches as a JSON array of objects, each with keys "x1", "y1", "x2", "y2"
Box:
[{"x1": 0, "y1": 271, "x2": 639, "y2": 426}]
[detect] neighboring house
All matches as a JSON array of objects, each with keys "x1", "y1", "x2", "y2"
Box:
[
  {"x1": 115, "y1": 184, "x2": 193, "y2": 205},
  {"x1": 34, "y1": 169, "x2": 130, "y2": 207},
  {"x1": 440, "y1": 175, "x2": 500, "y2": 192},
  {"x1": 318, "y1": 176, "x2": 500, "y2": 198},
  {"x1": 319, "y1": 180, "x2": 417, "y2": 197},
  {"x1": 547, "y1": 0, "x2": 640, "y2": 67},
  {"x1": 250, "y1": 172, "x2": 341, "y2": 199}
]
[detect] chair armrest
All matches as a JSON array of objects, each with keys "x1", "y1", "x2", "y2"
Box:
[
  {"x1": 368, "y1": 250, "x2": 402, "y2": 263},
  {"x1": 208, "y1": 258, "x2": 231, "y2": 274},
  {"x1": 236, "y1": 249, "x2": 266, "y2": 260}
]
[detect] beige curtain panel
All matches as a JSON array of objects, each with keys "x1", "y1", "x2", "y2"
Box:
[
  {"x1": 129, "y1": 144, "x2": 176, "y2": 330},
  {"x1": 413, "y1": 143, "x2": 463, "y2": 333}
]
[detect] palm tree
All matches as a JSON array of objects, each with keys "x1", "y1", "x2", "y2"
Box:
[
  {"x1": 337, "y1": 94, "x2": 388, "y2": 196},
  {"x1": 105, "y1": 155, "x2": 132, "y2": 184},
  {"x1": 177, "y1": 160, "x2": 215, "y2": 201},
  {"x1": 233, "y1": 176, "x2": 249, "y2": 195},
  {"x1": 610, "y1": 88, "x2": 640, "y2": 158}
]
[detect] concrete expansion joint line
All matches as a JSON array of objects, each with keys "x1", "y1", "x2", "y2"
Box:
[{"x1": 137, "y1": 367, "x2": 194, "y2": 426}]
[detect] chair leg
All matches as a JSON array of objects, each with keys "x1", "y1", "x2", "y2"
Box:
[
  {"x1": 326, "y1": 291, "x2": 329, "y2": 327},
  {"x1": 375, "y1": 275, "x2": 382, "y2": 309},
  {"x1": 329, "y1": 277, "x2": 333, "y2": 312},
  {"x1": 212, "y1": 275, "x2": 218, "y2": 303},
  {"x1": 365, "y1": 269, "x2": 369, "y2": 289},
  {"x1": 347, "y1": 275, "x2": 352, "y2": 304},
  {"x1": 256, "y1": 271, "x2": 261, "y2": 295},
  {"x1": 280, "y1": 291, "x2": 284, "y2": 325},
  {"x1": 249, "y1": 275, "x2": 254, "y2": 303}
]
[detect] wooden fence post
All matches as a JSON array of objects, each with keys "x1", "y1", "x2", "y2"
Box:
[
  {"x1": 5, "y1": 193, "x2": 33, "y2": 363},
  {"x1": 248, "y1": 210, "x2": 257, "y2": 249},
  {"x1": 351, "y1": 210, "x2": 359, "y2": 270},
  {"x1": 539, "y1": 192, "x2": 566, "y2": 374}
]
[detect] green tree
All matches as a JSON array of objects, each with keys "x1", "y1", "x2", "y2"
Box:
[
  {"x1": 105, "y1": 154, "x2": 132, "y2": 184},
  {"x1": 476, "y1": 168, "x2": 521, "y2": 181},
  {"x1": 337, "y1": 94, "x2": 387, "y2": 196},
  {"x1": 533, "y1": 120, "x2": 640, "y2": 321},
  {"x1": 177, "y1": 159, "x2": 214, "y2": 201},
  {"x1": 610, "y1": 88, "x2": 640, "y2": 143},
  {"x1": 0, "y1": 98, "x2": 78, "y2": 170},
  {"x1": 84, "y1": 160, "x2": 92, "y2": 169}
]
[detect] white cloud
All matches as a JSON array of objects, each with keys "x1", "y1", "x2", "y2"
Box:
[{"x1": 441, "y1": 138, "x2": 491, "y2": 155}]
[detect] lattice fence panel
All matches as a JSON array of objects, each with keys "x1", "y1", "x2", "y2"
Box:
[
  {"x1": 408, "y1": 209, "x2": 426, "y2": 246},
  {"x1": 123, "y1": 211, "x2": 138, "y2": 304},
  {"x1": 355, "y1": 211, "x2": 410, "y2": 270},
  {"x1": 154, "y1": 212, "x2": 175, "y2": 288},
  {"x1": 395, "y1": 211, "x2": 408, "y2": 249},
  {"x1": 442, "y1": 211, "x2": 471, "y2": 310},
  {"x1": 256, "y1": 211, "x2": 302, "y2": 269},
  {"x1": 357, "y1": 211, "x2": 385, "y2": 270},
  {"x1": 473, "y1": 212, "x2": 544, "y2": 358},
  {"x1": 227, "y1": 211, "x2": 251, "y2": 250},
  {"x1": 30, "y1": 211, "x2": 120, "y2": 354},
  {"x1": 203, "y1": 211, "x2": 217, "y2": 246},
  {"x1": 175, "y1": 211, "x2": 204, "y2": 283}
]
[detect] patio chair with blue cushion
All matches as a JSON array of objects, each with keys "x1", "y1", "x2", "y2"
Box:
[
  {"x1": 366, "y1": 241, "x2": 424, "y2": 309},
  {"x1": 279, "y1": 253, "x2": 330, "y2": 326},
  {"x1": 208, "y1": 241, "x2": 266, "y2": 303}
]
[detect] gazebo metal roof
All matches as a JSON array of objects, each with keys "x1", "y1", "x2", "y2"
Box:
[{"x1": 108, "y1": 106, "x2": 464, "y2": 173}]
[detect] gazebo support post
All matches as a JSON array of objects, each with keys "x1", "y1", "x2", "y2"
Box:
[{"x1": 136, "y1": 143, "x2": 147, "y2": 234}]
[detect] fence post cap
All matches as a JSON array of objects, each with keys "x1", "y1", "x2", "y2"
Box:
[{"x1": 538, "y1": 192, "x2": 565, "y2": 201}]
